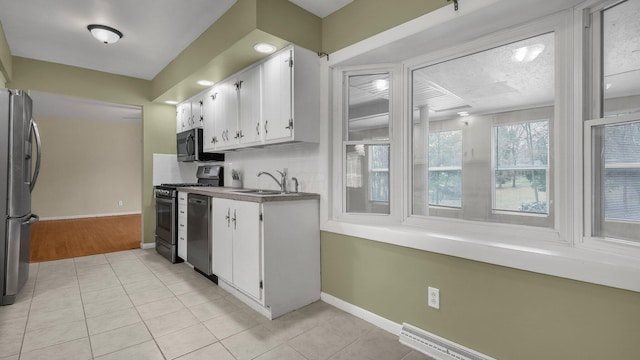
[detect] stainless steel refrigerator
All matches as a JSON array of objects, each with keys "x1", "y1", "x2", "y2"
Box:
[{"x1": 0, "y1": 89, "x2": 41, "y2": 305}]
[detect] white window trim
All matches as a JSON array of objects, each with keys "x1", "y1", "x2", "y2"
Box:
[
  {"x1": 321, "y1": 0, "x2": 640, "y2": 293},
  {"x1": 331, "y1": 65, "x2": 403, "y2": 223}
]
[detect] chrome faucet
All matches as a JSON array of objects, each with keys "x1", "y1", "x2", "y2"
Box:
[{"x1": 257, "y1": 169, "x2": 288, "y2": 193}]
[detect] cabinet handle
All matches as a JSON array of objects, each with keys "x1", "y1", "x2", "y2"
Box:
[
  {"x1": 234, "y1": 131, "x2": 239, "y2": 139},
  {"x1": 200, "y1": 115, "x2": 203, "y2": 123},
  {"x1": 225, "y1": 208, "x2": 230, "y2": 227},
  {"x1": 285, "y1": 118, "x2": 293, "y2": 130},
  {"x1": 256, "y1": 122, "x2": 260, "y2": 135},
  {"x1": 232, "y1": 209, "x2": 237, "y2": 229},
  {"x1": 238, "y1": 130, "x2": 244, "y2": 139},
  {"x1": 211, "y1": 136, "x2": 217, "y2": 144},
  {"x1": 210, "y1": 93, "x2": 217, "y2": 100},
  {"x1": 264, "y1": 120, "x2": 268, "y2": 134}
]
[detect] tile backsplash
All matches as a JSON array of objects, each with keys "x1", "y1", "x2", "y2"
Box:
[
  {"x1": 224, "y1": 142, "x2": 325, "y2": 194},
  {"x1": 153, "y1": 142, "x2": 326, "y2": 195}
]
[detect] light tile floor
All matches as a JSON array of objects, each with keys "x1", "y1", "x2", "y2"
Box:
[{"x1": 0, "y1": 249, "x2": 433, "y2": 360}]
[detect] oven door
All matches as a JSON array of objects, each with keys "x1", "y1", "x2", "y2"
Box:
[{"x1": 155, "y1": 196, "x2": 176, "y2": 243}]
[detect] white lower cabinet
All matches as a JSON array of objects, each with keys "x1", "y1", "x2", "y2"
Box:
[
  {"x1": 212, "y1": 198, "x2": 261, "y2": 300},
  {"x1": 177, "y1": 192, "x2": 188, "y2": 261},
  {"x1": 211, "y1": 197, "x2": 320, "y2": 319}
]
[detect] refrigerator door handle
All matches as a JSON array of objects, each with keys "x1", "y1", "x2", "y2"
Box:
[
  {"x1": 24, "y1": 213, "x2": 39, "y2": 225},
  {"x1": 30, "y1": 118, "x2": 42, "y2": 192}
]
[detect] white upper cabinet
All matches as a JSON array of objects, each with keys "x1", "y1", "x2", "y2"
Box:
[
  {"x1": 202, "y1": 88, "x2": 217, "y2": 152},
  {"x1": 191, "y1": 95, "x2": 205, "y2": 129},
  {"x1": 180, "y1": 45, "x2": 319, "y2": 149},
  {"x1": 262, "y1": 50, "x2": 293, "y2": 142},
  {"x1": 237, "y1": 66, "x2": 263, "y2": 146},
  {"x1": 262, "y1": 45, "x2": 320, "y2": 145},
  {"x1": 176, "y1": 102, "x2": 191, "y2": 133},
  {"x1": 213, "y1": 79, "x2": 239, "y2": 150}
]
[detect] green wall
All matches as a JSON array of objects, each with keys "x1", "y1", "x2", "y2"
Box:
[
  {"x1": 0, "y1": 21, "x2": 12, "y2": 82},
  {"x1": 321, "y1": 0, "x2": 448, "y2": 53},
  {"x1": 7, "y1": 57, "x2": 175, "y2": 245},
  {"x1": 321, "y1": 232, "x2": 640, "y2": 359}
]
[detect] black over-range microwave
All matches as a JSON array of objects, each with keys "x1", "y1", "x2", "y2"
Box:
[{"x1": 176, "y1": 128, "x2": 225, "y2": 162}]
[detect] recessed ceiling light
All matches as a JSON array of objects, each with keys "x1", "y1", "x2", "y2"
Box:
[
  {"x1": 457, "y1": 111, "x2": 469, "y2": 117},
  {"x1": 197, "y1": 80, "x2": 215, "y2": 86},
  {"x1": 373, "y1": 79, "x2": 389, "y2": 91},
  {"x1": 87, "y1": 24, "x2": 123, "y2": 44},
  {"x1": 164, "y1": 100, "x2": 178, "y2": 105},
  {"x1": 511, "y1": 44, "x2": 545, "y2": 63},
  {"x1": 253, "y1": 43, "x2": 277, "y2": 54}
]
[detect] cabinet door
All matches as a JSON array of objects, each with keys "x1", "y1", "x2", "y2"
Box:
[
  {"x1": 232, "y1": 201, "x2": 262, "y2": 300},
  {"x1": 238, "y1": 66, "x2": 262, "y2": 146},
  {"x1": 262, "y1": 50, "x2": 293, "y2": 141},
  {"x1": 202, "y1": 88, "x2": 217, "y2": 152},
  {"x1": 212, "y1": 198, "x2": 233, "y2": 282},
  {"x1": 176, "y1": 103, "x2": 186, "y2": 133},
  {"x1": 192, "y1": 96, "x2": 204, "y2": 129},
  {"x1": 214, "y1": 80, "x2": 239, "y2": 150},
  {"x1": 182, "y1": 102, "x2": 193, "y2": 131}
]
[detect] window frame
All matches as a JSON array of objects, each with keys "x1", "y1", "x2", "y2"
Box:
[
  {"x1": 491, "y1": 119, "x2": 551, "y2": 216},
  {"x1": 323, "y1": 0, "x2": 640, "y2": 293},
  {"x1": 427, "y1": 129, "x2": 463, "y2": 209},
  {"x1": 403, "y1": 16, "x2": 566, "y2": 236},
  {"x1": 581, "y1": 0, "x2": 640, "y2": 250},
  {"x1": 332, "y1": 65, "x2": 402, "y2": 221}
]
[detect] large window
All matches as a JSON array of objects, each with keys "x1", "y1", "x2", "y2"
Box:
[
  {"x1": 428, "y1": 130, "x2": 462, "y2": 208},
  {"x1": 344, "y1": 73, "x2": 391, "y2": 215},
  {"x1": 493, "y1": 120, "x2": 549, "y2": 214},
  {"x1": 587, "y1": 0, "x2": 640, "y2": 243},
  {"x1": 411, "y1": 32, "x2": 554, "y2": 227}
]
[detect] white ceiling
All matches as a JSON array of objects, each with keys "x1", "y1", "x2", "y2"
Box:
[
  {"x1": 0, "y1": 0, "x2": 348, "y2": 81},
  {"x1": 289, "y1": 0, "x2": 353, "y2": 18},
  {"x1": 0, "y1": 0, "x2": 350, "y2": 121}
]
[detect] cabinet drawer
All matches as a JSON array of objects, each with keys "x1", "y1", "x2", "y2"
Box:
[
  {"x1": 177, "y1": 206, "x2": 187, "y2": 217},
  {"x1": 178, "y1": 216, "x2": 187, "y2": 231}
]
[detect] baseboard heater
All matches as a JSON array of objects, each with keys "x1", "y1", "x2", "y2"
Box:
[{"x1": 399, "y1": 323, "x2": 496, "y2": 360}]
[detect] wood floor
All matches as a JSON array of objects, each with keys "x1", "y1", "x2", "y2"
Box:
[{"x1": 30, "y1": 214, "x2": 141, "y2": 262}]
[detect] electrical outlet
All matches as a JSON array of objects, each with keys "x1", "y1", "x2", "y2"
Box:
[
  {"x1": 428, "y1": 287, "x2": 440, "y2": 309},
  {"x1": 118, "y1": 200, "x2": 124, "y2": 206}
]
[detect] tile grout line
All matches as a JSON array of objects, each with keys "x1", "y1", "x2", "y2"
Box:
[
  {"x1": 17, "y1": 262, "x2": 38, "y2": 359},
  {"x1": 123, "y1": 251, "x2": 169, "y2": 360},
  {"x1": 75, "y1": 256, "x2": 97, "y2": 360}
]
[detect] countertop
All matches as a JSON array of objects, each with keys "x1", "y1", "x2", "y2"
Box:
[{"x1": 176, "y1": 186, "x2": 320, "y2": 203}]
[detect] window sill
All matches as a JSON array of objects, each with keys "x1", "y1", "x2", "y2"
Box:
[{"x1": 321, "y1": 218, "x2": 640, "y2": 293}]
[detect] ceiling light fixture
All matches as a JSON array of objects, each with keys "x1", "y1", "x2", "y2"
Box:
[
  {"x1": 373, "y1": 79, "x2": 389, "y2": 91},
  {"x1": 197, "y1": 80, "x2": 215, "y2": 86},
  {"x1": 253, "y1": 43, "x2": 276, "y2": 54},
  {"x1": 457, "y1": 111, "x2": 469, "y2": 117},
  {"x1": 87, "y1": 24, "x2": 123, "y2": 44},
  {"x1": 511, "y1": 44, "x2": 545, "y2": 63},
  {"x1": 164, "y1": 100, "x2": 178, "y2": 105}
]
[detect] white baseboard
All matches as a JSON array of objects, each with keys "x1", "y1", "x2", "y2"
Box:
[
  {"x1": 39, "y1": 212, "x2": 141, "y2": 221},
  {"x1": 140, "y1": 242, "x2": 155, "y2": 250},
  {"x1": 320, "y1": 292, "x2": 402, "y2": 335}
]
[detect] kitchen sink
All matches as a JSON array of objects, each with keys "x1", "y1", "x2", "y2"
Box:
[{"x1": 231, "y1": 189, "x2": 284, "y2": 195}]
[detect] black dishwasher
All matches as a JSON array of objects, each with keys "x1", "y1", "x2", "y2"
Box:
[{"x1": 187, "y1": 194, "x2": 212, "y2": 275}]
